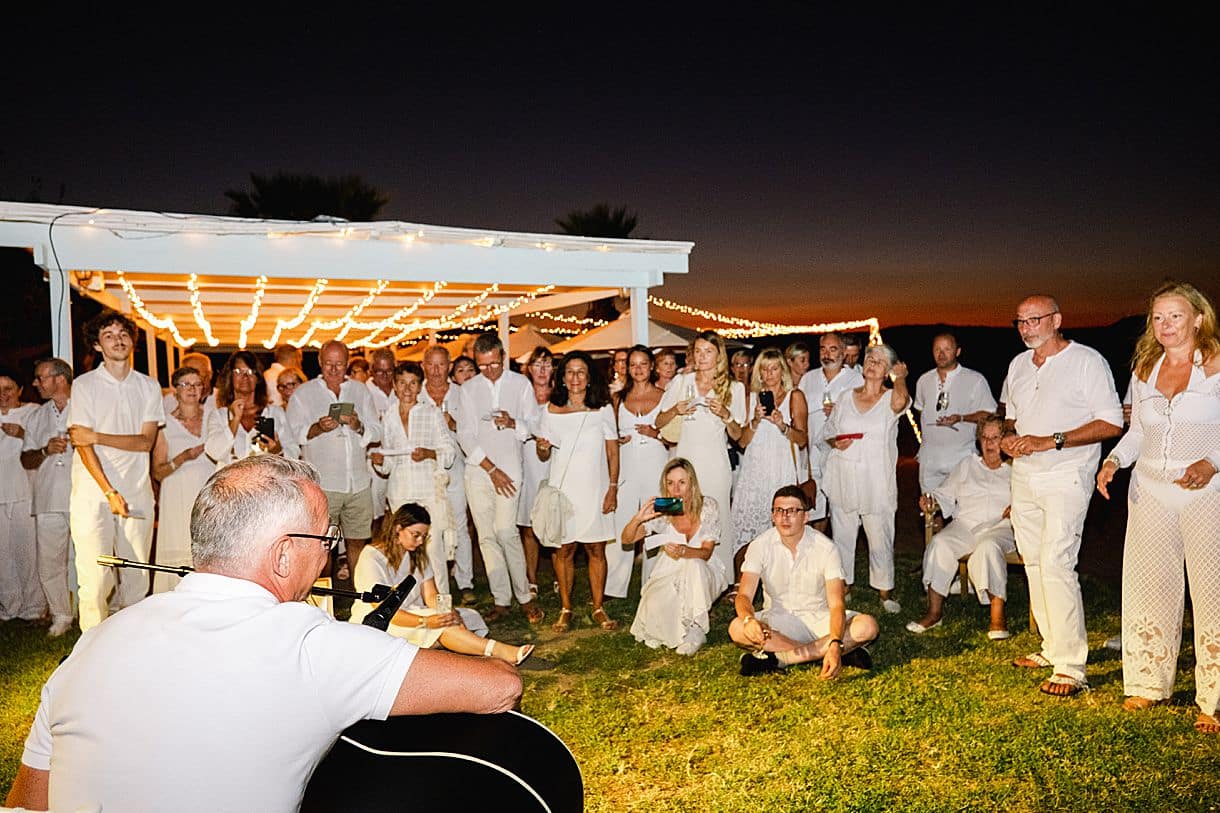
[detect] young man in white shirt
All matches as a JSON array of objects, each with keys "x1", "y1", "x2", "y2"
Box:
[
  {"x1": 5, "y1": 454, "x2": 521, "y2": 813},
  {"x1": 730, "y1": 486, "x2": 879, "y2": 677},
  {"x1": 455, "y1": 334, "x2": 543, "y2": 623},
  {"x1": 21, "y1": 358, "x2": 76, "y2": 636},
  {"x1": 67, "y1": 310, "x2": 165, "y2": 631},
  {"x1": 797, "y1": 332, "x2": 864, "y2": 530},
  {"x1": 1000, "y1": 295, "x2": 1122, "y2": 698},
  {"x1": 912, "y1": 332, "x2": 998, "y2": 493}
]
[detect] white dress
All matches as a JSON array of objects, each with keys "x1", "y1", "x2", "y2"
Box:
[
  {"x1": 731, "y1": 390, "x2": 801, "y2": 551},
  {"x1": 822, "y1": 392, "x2": 903, "y2": 515},
  {"x1": 516, "y1": 397, "x2": 552, "y2": 525},
  {"x1": 349, "y1": 546, "x2": 487, "y2": 645},
  {"x1": 610, "y1": 397, "x2": 669, "y2": 593},
  {"x1": 630, "y1": 498, "x2": 725, "y2": 653},
  {"x1": 659, "y1": 373, "x2": 747, "y2": 577},
  {"x1": 153, "y1": 413, "x2": 214, "y2": 592},
  {"x1": 535, "y1": 405, "x2": 617, "y2": 545}
]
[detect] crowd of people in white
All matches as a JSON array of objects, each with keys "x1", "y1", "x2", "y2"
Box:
[{"x1": 1, "y1": 280, "x2": 1217, "y2": 739}]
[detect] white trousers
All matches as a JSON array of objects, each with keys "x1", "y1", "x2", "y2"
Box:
[
  {"x1": 0, "y1": 499, "x2": 44, "y2": 620},
  {"x1": 922, "y1": 519, "x2": 1016, "y2": 603},
  {"x1": 1010, "y1": 468, "x2": 1090, "y2": 682},
  {"x1": 1121, "y1": 473, "x2": 1220, "y2": 715},
  {"x1": 35, "y1": 512, "x2": 74, "y2": 622},
  {"x1": 447, "y1": 460, "x2": 474, "y2": 590},
  {"x1": 70, "y1": 497, "x2": 154, "y2": 632},
  {"x1": 829, "y1": 506, "x2": 895, "y2": 590},
  {"x1": 465, "y1": 468, "x2": 531, "y2": 606}
]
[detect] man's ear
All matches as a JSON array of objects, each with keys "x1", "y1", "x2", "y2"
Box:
[{"x1": 271, "y1": 536, "x2": 292, "y2": 578}]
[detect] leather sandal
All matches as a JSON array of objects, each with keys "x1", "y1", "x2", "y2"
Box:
[
  {"x1": 1013, "y1": 652, "x2": 1052, "y2": 669},
  {"x1": 591, "y1": 606, "x2": 619, "y2": 631},
  {"x1": 1195, "y1": 714, "x2": 1220, "y2": 735},
  {"x1": 1122, "y1": 696, "x2": 1165, "y2": 712},
  {"x1": 524, "y1": 602, "x2": 545, "y2": 624},
  {"x1": 1039, "y1": 673, "x2": 1088, "y2": 697},
  {"x1": 551, "y1": 608, "x2": 572, "y2": 633}
]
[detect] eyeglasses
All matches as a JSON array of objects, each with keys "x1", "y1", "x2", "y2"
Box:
[
  {"x1": 176, "y1": 382, "x2": 204, "y2": 390},
  {"x1": 1012, "y1": 313, "x2": 1057, "y2": 329},
  {"x1": 476, "y1": 361, "x2": 504, "y2": 372},
  {"x1": 771, "y1": 506, "x2": 806, "y2": 518},
  {"x1": 277, "y1": 380, "x2": 300, "y2": 390},
  {"x1": 286, "y1": 524, "x2": 344, "y2": 552},
  {"x1": 232, "y1": 368, "x2": 258, "y2": 377}
]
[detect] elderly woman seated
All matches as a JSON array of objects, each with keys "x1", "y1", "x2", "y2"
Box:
[{"x1": 906, "y1": 415, "x2": 1015, "y2": 639}]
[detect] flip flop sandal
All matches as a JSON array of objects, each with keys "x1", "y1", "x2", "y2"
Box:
[
  {"x1": 1039, "y1": 674, "x2": 1088, "y2": 697},
  {"x1": 1013, "y1": 652, "x2": 1052, "y2": 668}
]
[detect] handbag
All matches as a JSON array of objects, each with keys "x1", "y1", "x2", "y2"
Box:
[
  {"x1": 529, "y1": 412, "x2": 587, "y2": 548},
  {"x1": 658, "y1": 375, "x2": 692, "y2": 445},
  {"x1": 789, "y1": 433, "x2": 818, "y2": 509}
]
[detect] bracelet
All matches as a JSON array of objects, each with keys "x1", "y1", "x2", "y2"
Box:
[
  {"x1": 103, "y1": 489, "x2": 118, "y2": 498},
  {"x1": 170, "y1": 460, "x2": 178, "y2": 472},
  {"x1": 828, "y1": 638, "x2": 843, "y2": 648},
  {"x1": 1103, "y1": 454, "x2": 1120, "y2": 468}
]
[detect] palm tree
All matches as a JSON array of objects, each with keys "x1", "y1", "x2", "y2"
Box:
[
  {"x1": 555, "y1": 204, "x2": 638, "y2": 239},
  {"x1": 225, "y1": 172, "x2": 389, "y2": 221}
]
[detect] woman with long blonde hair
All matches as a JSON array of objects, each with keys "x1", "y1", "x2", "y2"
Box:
[
  {"x1": 655, "y1": 331, "x2": 746, "y2": 582},
  {"x1": 1097, "y1": 280, "x2": 1220, "y2": 735},
  {"x1": 625, "y1": 458, "x2": 726, "y2": 654}
]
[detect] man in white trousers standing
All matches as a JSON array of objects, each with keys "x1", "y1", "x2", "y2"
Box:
[{"x1": 1000, "y1": 294, "x2": 1122, "y2": 697}]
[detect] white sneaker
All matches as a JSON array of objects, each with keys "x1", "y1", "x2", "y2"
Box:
[
  {"x1": 48, "y1": 617, "x2": 74, "y2": 637},
  {"x1": 881, "y1": 598, "x2": 901, "y2": 614}
]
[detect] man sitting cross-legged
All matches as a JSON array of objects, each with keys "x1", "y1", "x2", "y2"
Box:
[{"x1": 729, "y1": 486, "x2": 879, "y2": 677}]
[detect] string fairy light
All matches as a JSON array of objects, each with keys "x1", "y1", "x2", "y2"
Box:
[
  {"x1": 521, "y1": 311, "x2": 609, "y2": 327},
  {"x1": 186, "y1": 274, "x2": 219, "y2": 346},
  {"x1": 262, "y1": 279, "x2": 329, "y2": 349},
  {"x1": 347, "y1": 281, "x2": 448, "y2": 349},
  {"x1": 237, "y1": 275, "x2": 268, "y2": 349},
  {"x1": 290, "y1": 280, "x2": 390, "y2": 347},
  {"x1": 115, "y1": 272, "x2": 196, "y2": 348}
]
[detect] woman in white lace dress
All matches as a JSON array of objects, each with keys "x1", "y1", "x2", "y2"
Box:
[
  {"x1": 656, "y1": 331, "x2": 747, "y2": 584},
  {"x1": 610, "y1": 345, "x2": 668, "y2": 596},
  {"x1": 821, "y1": 343, "x2": 910, "y2": 614},
  {"x1": 1097, "y1": 281, "x2": 1220, "y2": 735},
  {"x1": 731, "y1": 348, "x2": 809, "y2": 563},
  {"x1": 627, "y1": 458, "x2": 725, "y2": 654}
]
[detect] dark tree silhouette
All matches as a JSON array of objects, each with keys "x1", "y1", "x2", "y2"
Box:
[
  {"x1": 555, "y1": 203, "x2": 638, "y2": 239},
  {"x1": 225, "y1": 172, "x2": 390, "y2": 221}
]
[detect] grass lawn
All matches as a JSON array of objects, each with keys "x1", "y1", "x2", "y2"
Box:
[{"x1": 2, "y1": 548, "x2": 1217, "y2": 811}]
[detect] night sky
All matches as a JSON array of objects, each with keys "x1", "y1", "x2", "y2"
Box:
[{"x1": 2, "y1": 6, "x2": 1216, "y2": 328}]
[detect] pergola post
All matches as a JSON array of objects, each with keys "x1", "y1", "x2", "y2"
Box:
[
  {"x1": 48, "y1": 265, "x2": 74, "y2": 368},
  {"x1": 145, "y1": 326, "x2": 159, "y2": 382},
  {"x1": 498, "y1": 312, "x2": 510, "y2": 352},
  {"x1": 629, "y1": 286, "x2": 649, "y2": 346}
]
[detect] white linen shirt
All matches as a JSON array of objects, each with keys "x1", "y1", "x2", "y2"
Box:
[
  {"x1": 67, "y1": 365, "x2": 165, "y2": 502},
  {"x1": 21, "y1": 572, "x2": 416, "y2": 813},
  {"x1": 741, "y1": 526, "x2": 846, "y2": 619},
  {"x1": 377, "y1": 400, "x2": 458, "y2": 507},
  {"x1": 1000, "y1": 341, "x2": 1122, "y2": 477},
  {"x1": 22, "y1": 399, "x2": 72, "y2": 514},
  {"x1": 455, "y1": 370, "x2": 535, "y2": 480},
  {"x1": 931, "y1": 455, "x2": 1012, "y2": 534},
  {"x1": 288, "y1": 377, "x2": 382, "y2": 493},
  {"x1": 0, "y1": 403, "x2": 36, "y2": 504},
  {"x1": 913, "y1": 365, "x2": 997, "y2": 460},
  {"x1": 798, "y1": 366, "x2": 863, "y2": 474}
]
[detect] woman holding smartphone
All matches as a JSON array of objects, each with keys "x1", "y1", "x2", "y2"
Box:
[
  {"x1": 350, "y1": 503, "x2": 535, "y2": 666},
  {"x1": 626, "y1": 458, "x2": 725, "y2": 654},
  {"x1": 205, "y1": 351, "x2": 284, "y2": 464}
]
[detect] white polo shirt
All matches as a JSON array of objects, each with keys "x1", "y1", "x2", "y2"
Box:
[
  {"x1": 22, "y1": 572, "x2": 416, "y2": 813},
  {"x1": 67, "y1": 365, "x2": 165, "y2": 504},
  {"x1": 1000, "y1": 341, "x2": 1122, "y2": 477},
  {"x1": 288, "y1": 377, "x2": 382, "y2": 493},
  {"x1": 22, "y1": 398, "x2": 72, "y2": 514},
  {"x1": 742, "y1": 526, "x2": 846, "y2": 619}
]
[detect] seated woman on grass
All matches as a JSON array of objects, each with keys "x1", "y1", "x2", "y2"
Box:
[{"x1": 350, "y1": 503, "x2": 536, "y2": 667}]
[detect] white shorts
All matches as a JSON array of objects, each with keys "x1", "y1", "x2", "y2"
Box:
[{"x1": 759, "y1": 607, "x2": 857, "y2": 643}]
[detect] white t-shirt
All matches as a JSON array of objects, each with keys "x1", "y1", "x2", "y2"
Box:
[
  {"x1": 913, "y1": 365, "x2": 996, "y2": 460},
  {"x1": 742, "y1": 526, "x2": 846, "y2": 620},
  {"x1": 1000, "y1": 341, "x2": 1122, "y2": 477},
  {"x1": 67, "y1": 365, "x2": 165, "y2": 504},
  {"x1": 0, "y1": 402, "x2": 36, "y2": 504},
  {"x1": 22, "y1": 572, "x2": 416, "y2": 813}
]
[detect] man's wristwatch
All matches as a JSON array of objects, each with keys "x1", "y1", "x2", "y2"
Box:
[{"x1": 1053, "y1": 431, "x2": 1066, "y2": 451}]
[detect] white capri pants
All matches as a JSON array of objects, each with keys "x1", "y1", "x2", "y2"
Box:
[
  {"x1": 922, "y1": 519, "x2": 1016, "y2": 603},
  {"x1": 465, "y1": 467, "x2": 531, "y2": 607}
]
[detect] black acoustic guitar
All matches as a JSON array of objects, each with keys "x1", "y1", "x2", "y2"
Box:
[{"x1": 301, "y1": 710, "x2": 583, "y2": 812}]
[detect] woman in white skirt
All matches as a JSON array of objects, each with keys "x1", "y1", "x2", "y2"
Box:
[
  {"x1": 610, "y1": 345, "x2": 668, "y2": 596},
  {"x1": 150, "y1": 366, "x2": 212, "y2": 592},
  {"x1": 626, "y1": 458, "x2": 725, "y2": 655},
  {"x1": 534, "y1": 351, "x2": 620, "y2": 633},
  {"x1": 350, "y1": 503, "x2": 534, "y2": 666},
  {"x1": 1097, "y1": 281, "x2": 1220, "y2": 735}
]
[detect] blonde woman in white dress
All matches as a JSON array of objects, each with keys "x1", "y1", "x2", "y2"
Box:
[
  {"x1": 655, "y1": 331, "x2": 747, "y2": 585},
  {"x1": 1097, "y1": 281, "x2": 1220, "y2": 735},
  {"x1": 610, "y1": 345, "x2": 668, "y2": 596},
  {"x1": 350, "y1": 503, "x2": 535, "y2": 666},
  {"x1": 150, "y1": 367, "x2": 211, "y2": 592},
  {"x1": 626, "y1": 458, "x2": 725, "y2": 655}
]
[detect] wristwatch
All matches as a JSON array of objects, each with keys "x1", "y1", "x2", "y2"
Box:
[{"x1": 1053, "y1": 432, "x2": 1066, "y2": 451}]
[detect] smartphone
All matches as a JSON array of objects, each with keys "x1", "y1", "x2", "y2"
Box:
[
  {"x1": 328, "y1": 402, "x2": 355, "y2": 421},
  {"x1": 759, "y1": 390, "x2": 775, "y2": 416},
  {"x1": 256, "y1": 415, "x2": 275, "y2": 438},
  {"x1": 653, "y1": 497, "x2": 684, "y2": 515}
]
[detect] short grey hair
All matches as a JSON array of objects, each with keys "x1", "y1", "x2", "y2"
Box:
[
  {"x1": 370, "y1": 347, "x2": 396, "y2": 366},
  {"x1": 35, "y1": 357, "x2": 74, "y2": 384},
  {"x1": 472, "y1": 332, "x2": 504, "y2": 356},
  {"x1": 191, "y1": 455, "x2": 321, "y2": 570},
  {"x1": 865, "y1": 342, "x2": 898, "y2": 368}
]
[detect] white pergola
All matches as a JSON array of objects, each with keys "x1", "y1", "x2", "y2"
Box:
[{"x1": 0, "y1": 202, "x2": 693, "y2": 376}]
